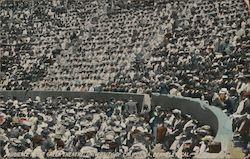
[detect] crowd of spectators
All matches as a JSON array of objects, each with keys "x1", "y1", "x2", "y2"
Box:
[
  {"x1": 0, "y1": 0, "x2": 249, "y2": 95},
  {"x1": 0, "y1": 96, "x2": 215, "y2": 158},
  {"x1": 0, "y1": 0, "x2": 250, "y2": 157}
]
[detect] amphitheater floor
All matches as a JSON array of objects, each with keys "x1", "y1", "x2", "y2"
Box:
[{"x1": 229, "y1": 147, "x2": 245, "y2": 158}]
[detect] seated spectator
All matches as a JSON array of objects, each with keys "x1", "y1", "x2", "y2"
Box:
[{"x1": 212, "y1": 88, "x2": 235, "y2": 114}]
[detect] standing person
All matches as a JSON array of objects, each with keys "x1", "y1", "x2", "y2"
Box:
[
  {"x1": 157, "y1": 123, "x2": 167, "y2": 144},
  {"x1": 149, "y1": 111, "x2": 159, "y2": 145},
  {"x1": 149, "y1": 106, "x2": 163, "y2": 145},
  {"x1": 125, "y1": 99, "x2": 138, "y2": 114},
  {"x1": 159, "y1": 81, "x2": 169, "y2": 95}
]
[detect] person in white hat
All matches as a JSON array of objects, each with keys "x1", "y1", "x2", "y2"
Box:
[{"x1": 212, "y1": 88, "x2": 235, "y2": 114}]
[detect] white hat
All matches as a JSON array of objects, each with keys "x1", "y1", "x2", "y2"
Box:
[
  {"x1": 128, "y1": 115, "x2": 137, "y2": 122},
  {"x1": 67, "y1": 109, "x2": 75, "y2": 114},
  {"x1": 155, "y1": 105, "x2": 161, "y2": 111},
  {"x1": 184, "y1": 139, "x2": 192, "y2": 144},
  {"x1": 44, "y1": 116, "x2": 53, "y2": 122},
  {"x1": 105, "y1": 134, "x2": 114, "y2": 141},
  {"x1": 40, "y1": 122, "x2": 48, "y2": 128},
  {"x1": 84, "y1": 127, "x2": 98, "y2": 133},
  {"x1": 200, "y1": 125, "x2": 211, "y2": 130},
  {"x1": 201, "y1": 135, "x2": 214, "y2": 142},
  {"x1": 193, "y1": 76, "x2": 199, "y2": 81},
  {"x1": 80, "y1": 120, "x2": 89, "y2": 127},
  {"x1": 75, "y1": 130, "x2": 84, "y2": 136},
  {"x1": 219, "y1": 88, "x2": 228, "y2": 94},
  {"x1": 222, "y1": 75, "x2": 228, "y2": 79},
  {"x1": 113, "y1": 126, "x2": 122, "y2": 133},
  {"x1": 21, "y1": 121, "x2": 32, "y2": 127},
  {"x1": 172, "y1": 109, "x2": 181, "y2": 114},
  {"x1": 101, "y1": 144, "x2": 110, "y2": 150},
  {"x1": 136, "y1": 126, "x2": 146, "y2": 133},
  {"x1": 120, "y1": 122, "x2": 126, "y2": 128},
  {"x1": 114, "y1": 121, "x2": 120, "y2": 126},
  {"x1": 175, "y1": 136, "x2": 182, "y2": 140}
]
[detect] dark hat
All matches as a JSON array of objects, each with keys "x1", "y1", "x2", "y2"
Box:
[
  {"x1": 41, "y1": 129, "x2": 50, "y2": 137},
  {"x1": 32, "y1": 135, "x2": 44, "y2": 145},
  {"x1": 245, "y1": 74, "x2": 250, "y2": 79},
  {"x1": 57, "y1": 140, "x2": 65, "y2": 148},
  {"x1": 41, "y1": 139, "x2": 55, "y2": 151}
]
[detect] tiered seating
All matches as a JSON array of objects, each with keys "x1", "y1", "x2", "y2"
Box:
[{"x1": 0, "y1": 0, "x2": 249, "y2": 93}]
